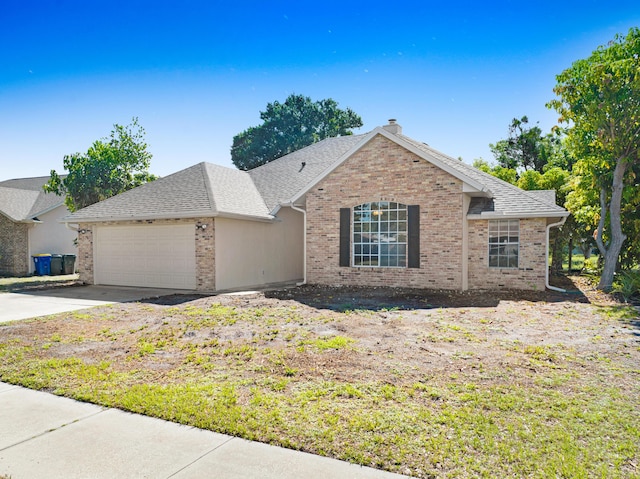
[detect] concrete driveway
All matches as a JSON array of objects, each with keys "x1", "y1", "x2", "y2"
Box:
[{"x1": 0, "y1": 285, "x2": 194, "y2": 322}]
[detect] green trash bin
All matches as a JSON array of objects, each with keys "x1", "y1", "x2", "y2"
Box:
[
  {"x1": 32, "y1": 254, "x2": 52, "y2": 275},
  {"x1": 62, "y1": 254, "x2": 76, "y2": 274},
  {"x1": 50, "y1": 254, "x2": 63, "y2": 275}
]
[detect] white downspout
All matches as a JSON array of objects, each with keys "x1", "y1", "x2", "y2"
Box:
[
  {"x1": 288, "y1": 204, "x2": 307, "y2": 286},
  {"x1": 546, "y1": 216, "x2": 568, "y2": 292}
]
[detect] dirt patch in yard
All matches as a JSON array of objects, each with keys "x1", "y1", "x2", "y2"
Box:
[
  {"x1": 2, "y1": 274, "x2": 638, "y2": 395},
  {"x1": 1, "y1": 275, "x2": 638, "y2": 478}
]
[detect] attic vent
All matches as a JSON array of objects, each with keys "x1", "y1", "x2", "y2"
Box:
[{"x1": 382, "y1": 119, "x2": 402, "y2": 135}]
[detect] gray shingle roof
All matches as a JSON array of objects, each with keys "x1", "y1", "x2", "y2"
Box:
[
  {"x1": 63, "y1": 123, "x2": 568, "y2": 223},
  {"x1": 64, "y1": 162, "x2": 270, "y2": 222},
  {"x1": 248, "y1": 134, "x2": 365, "y2": 211},
  {"x1": 0, "y1": 176, "x2": 65, "y2": 222},
  {"x1": 397, "y1": 134, "x2": 568, "y2": 218}
]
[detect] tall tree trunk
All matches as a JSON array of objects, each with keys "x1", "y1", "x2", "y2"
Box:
[
  {"x1": 568, "y1": 235, "x2": 574, "y2": 272},
  {"x1": 551, "y1": 229, "x2": 563, "y2": 273},
  {"x1": 596, "y1": 159, "x2": 628, "y2": 291}
]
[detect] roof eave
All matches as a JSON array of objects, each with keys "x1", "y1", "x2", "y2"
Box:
[
  {"x1": 61, "y1": 210, "x2": 218, "y2": 223},
  {"x1": 467, "y1": 210, "x2": 570, "y2": 220},
  {"x1": 215, "y1": 211, "x2": 275, "y2": 223},
  {"x1": 29, "y1": 201, "x2": 67, "y2": 218},
  {"x1": 61, "y1": 209, "x2": 275, "y2": 224},
  {"x1": 0, "y1": 210, "x2": 31, "y2": 223}
]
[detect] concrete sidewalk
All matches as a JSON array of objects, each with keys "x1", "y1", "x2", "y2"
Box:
[{"x1": 0, "y1": 382, "x2": 409, "y2": 479}]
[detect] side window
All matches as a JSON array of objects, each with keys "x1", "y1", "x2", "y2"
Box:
[{"x1": 488, "y1": 219, "x2": 519, "y2": 268}]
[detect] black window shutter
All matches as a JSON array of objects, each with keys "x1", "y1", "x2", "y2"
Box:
[
  {"x1": 339, "y1": 208, "x2": 351, "y2": 267},
  {"x1": 407, "y1": 205, "x2": 420, "y2": 268}
]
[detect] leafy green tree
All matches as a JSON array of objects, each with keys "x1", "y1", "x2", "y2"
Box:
[
  {"x1": 548, "y1": 28, "x2": 640, "y2": 290},
  {"x1": 472, "y1": 159, "x2": 517, "y2": 184},
  {"x1": 490, "y1": 117, "x2": 572, "y2": 174},
  {"x1": 490, "y1": 116, "x2": 545, "y2": 172},
  {"x1": 45, "y1": 118, "x2": 156, "y2": 212},
  {"x1": 231, "y1": 94, "x2": 363, "y2": 170}
]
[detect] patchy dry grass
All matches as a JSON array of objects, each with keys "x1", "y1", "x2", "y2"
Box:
[{"x1": 0, "y1": 281, "x2": 639, "y2": 478}]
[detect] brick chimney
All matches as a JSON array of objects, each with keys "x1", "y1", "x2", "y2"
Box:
[{"x1": 382, "y1": 119, "x2": 402, "y2": 135}]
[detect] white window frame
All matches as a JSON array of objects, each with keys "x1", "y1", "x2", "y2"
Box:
[
  {"x1": 353, "y1": 202, "x2": 407, "y2": 268},
  {"x1": 488, "y1": 219, "x2": 519, "y2": 268}
]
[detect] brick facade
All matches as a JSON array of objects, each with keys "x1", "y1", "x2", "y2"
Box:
[
  {"x1": 467, "y1": 218, "x2": 547, "y2": 290},
  {"x1": 306, "y1": 134, "x2": 465, "y2": 289},
  {"x1": 0, "y1": 215, "x2": 29, "y2": 276},
  {"x1": 305, "y1": 134, "x2": 550, "y2": 291},
  {"x1": 77, "y1": 218, "x2": 215, "y2": 290}
]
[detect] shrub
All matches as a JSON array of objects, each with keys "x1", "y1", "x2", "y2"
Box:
[{"x1": 612, "y1": 270, "x2": 640, "y2": 302}]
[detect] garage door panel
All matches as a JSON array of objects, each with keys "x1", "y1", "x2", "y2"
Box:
[{"x1": 95, "y1": 225, "x2": 196, "y2": 289}]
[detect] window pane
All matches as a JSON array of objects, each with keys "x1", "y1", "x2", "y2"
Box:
[
  {"x1": 352, "y1": 202, "x2": 408, "y2": 268},
  {"x1": 489, "y1": 220, "x2": 520, "y2": 268}
]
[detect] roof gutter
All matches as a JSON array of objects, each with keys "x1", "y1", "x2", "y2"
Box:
[
  {"x1": 546, "y1": 216, "x2": 568, "y2": 293},
  {"x1": 286, "y1": 203, "x2": 307, "y2": 286}
]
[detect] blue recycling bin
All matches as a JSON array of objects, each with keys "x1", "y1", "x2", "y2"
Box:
[{"x1": 33, "y1": 254, "x2": 52, "y2": 276}]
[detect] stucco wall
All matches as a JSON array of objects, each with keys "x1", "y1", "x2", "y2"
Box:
[
  {"x1": 215, "y1": 207, "x2": 304, "y2": 291},
  {"x1": 467, "y1": 218, "x2": 547, "y2": 290},
  {"x1": 28, "y1": 205, "x2": 77, "y2": 273},
  {"x1": 0, "y1": 214, "x2": 29, "y2": 276},
  {"x1": 305, "y1": 134, "x2": 465, "y2": 289}
]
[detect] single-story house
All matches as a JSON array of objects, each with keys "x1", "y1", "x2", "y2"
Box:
[
  {"x1": 63, "y1": 120, "x2": 569, "y2": 292},
  {"x1": 0, "y1": 176, "x2": 77, "y2": 275}
]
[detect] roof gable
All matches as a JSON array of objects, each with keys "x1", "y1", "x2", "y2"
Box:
[{"x1": 282, "y1": 127, "x2": 567, "y2": 218}]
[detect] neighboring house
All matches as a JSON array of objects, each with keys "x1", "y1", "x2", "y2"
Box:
[
  {"x1": 0, "y1": 176, "x2": 77, "y2": 275},
  {"x1": 63, "y1": 120, "x2": 569, "y2": 292}
]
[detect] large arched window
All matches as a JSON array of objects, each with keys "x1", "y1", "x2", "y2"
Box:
[{"x1": 353, "y1": 202, "x2": 407, "y2": 267}]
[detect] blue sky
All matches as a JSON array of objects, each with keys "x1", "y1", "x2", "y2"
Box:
[{"x1": 1, "y1": 1, "x2": 639, "y2": 179}]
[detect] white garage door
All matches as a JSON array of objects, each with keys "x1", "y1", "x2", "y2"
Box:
[{"x1": 95, "y1": 224, "x2": 196, "y2": 289}]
